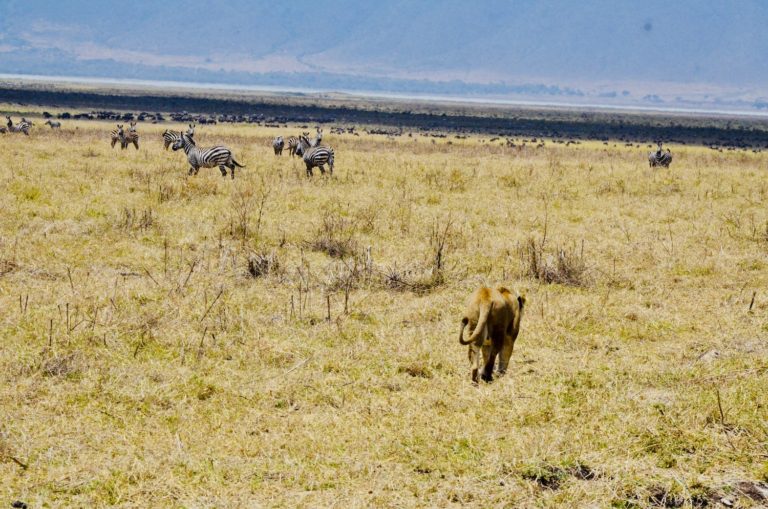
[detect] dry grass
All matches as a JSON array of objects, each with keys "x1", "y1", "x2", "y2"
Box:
[{"x1": 1, "y1": 109, "x2": 767, "y2": 507}]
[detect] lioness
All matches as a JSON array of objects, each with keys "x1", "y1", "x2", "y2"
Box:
[{"x1": 458, "y1": 286, "x2": 525, "y2": 383}]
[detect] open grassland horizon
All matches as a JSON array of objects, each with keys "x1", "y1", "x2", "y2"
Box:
[{"x1": 1, "y1": 114, "x2": 767, "y2": 507}]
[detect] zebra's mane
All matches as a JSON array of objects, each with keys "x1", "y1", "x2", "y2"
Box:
[{"x1": 182, "y1": 132, "x2": 196, "y2": 146}]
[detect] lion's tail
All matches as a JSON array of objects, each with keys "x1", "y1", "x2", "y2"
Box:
[{"x1": 459, "y1": 301, "x2": 493, "y2": 345}]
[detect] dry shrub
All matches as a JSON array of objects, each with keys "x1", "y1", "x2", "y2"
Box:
[
  {"x1": 353, "y1": 203, "x2": 379, "y2": 234},
  {"x1": 597, "y1": 178, "x2": 626, "y2": 195},
  {"x1": 429, "y1": 215, "x2": 455, "y2": 272},
  {"x1": 179, "y1": 178, "x2": 220, "y2": 200},
  {"x1": 247, "y1": 251, "x2": 281, "y2": 278},
  {"x1": 519, "y1": 463, "x2": 568, "y2": 490},
  {"x1": 39, "y1": 350, "x2": 84, "y2": 378},
  {"x1": 118, "y1": 207, "x2": 155, "y2": 231},
  {"x1": 448, "y1": 168, "x2": 468, "y2": 191},
  {"x1": 230, "y1": 181, "x2": 271, "y2": 243},
  {"x1": 158, "y1": 182, "x2": 178, "y2": 203},
  {"x1": 307, "y1": 210, "x2": 358, "y2": 258},
  {"x1": 499, "y1": 174, "x2": 521, "y2": 189},
  {"x1": 518, "y1": 461, "x2": 597, "y2": 491},
  {"x1": 0, "y1": 259, "x2": 18, "y2": 277},
  {"x1": 398, "y1": 362, "x2": 433, "y2": 378},
  {"x1": 231, "y1": 188, "x2": 254, "y2": 241},
  {"x1": 521, "y1": 237, "x2": 589, "y2": 286},
  {"x1": 380, "y1": 263, "x2": 444, "y2": 294},
  {"x1": 323, "y1": 256, "x2": 368, "y2": 292},
  {"x1": 376, "y1": 217, "x2": 454, "y2": 294}
]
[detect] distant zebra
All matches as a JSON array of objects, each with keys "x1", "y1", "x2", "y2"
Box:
[
  {"x1": 110, "y1": 124, "x2": 125, "y2": 148},
  {"x1": 124, "y1": 121, "x2": 140, "y2": 150},
  {"x1": 6, "y1": 116, "x2": 30, "y2": 135},
  {"x1": 273, "y1": 136, "x2": 284, "y2": 155},
  {"x1": 162, "y1": 124, "x2": 195, "y2": 150},
  {"x1": 297, "y1": 134, "x2": 334, "y2": 177},
  {"x1": 286, "y1": 135, "x2": 302, "y2": 157},
  {"x1": 648, "y1": 142, "x2": 673, "y2": 168},
  {"x1": 45, "y1": 120, "x2": 61, "y2": 129},
  {"x1": 172, "y1": 132, "x2": 245, "y2": 179}
]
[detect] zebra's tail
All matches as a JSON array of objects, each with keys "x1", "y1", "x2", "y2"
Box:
[
  {"x1": 232, "y1": 158, "x2": 246, "y2": 168},
  {"x1": 328, "y1": 150, "x2": 335, "y2": 174}
]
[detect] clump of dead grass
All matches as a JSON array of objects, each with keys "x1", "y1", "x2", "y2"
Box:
[
  {"x1": 379, "y1": 263, "x2": 445, "y2": 294},
  {"x1": 247, "y1": 250, "x2": 282, "y2": 279},
  {"x1": 117, "y1": 207, "x2": 156, "y2": 232},
  {"x1": 306, "y1": 209, "x2": 358, "y2": 258},
  {"x1": 517, "y1": 460, "x2": 597, "y2": 490},
  {"x1": 520, "y1": 236, "x2": 590, "y2": 286}
]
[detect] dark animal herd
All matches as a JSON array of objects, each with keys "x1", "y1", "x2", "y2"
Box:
[{"x1": 3, "y1": 110, "x2": 689, "y2": 181}]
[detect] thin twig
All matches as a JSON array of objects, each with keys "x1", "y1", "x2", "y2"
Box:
[
  {"x1": 178, "y1": 259, "x2": 198, "y2": 292},
  {"x1": 143, "y1": 267, "x2": 159, "y2": 286},
  {"x1": 716, "y1": 387, "x2": 738, "y2": 451},
  {"x1": 262, "y1": 355, "x2": 314, "y2": 383},
  {"x1": 8, "y1": 456, "x2": 28, "y2": 470},
  {"x1": 716, "y1": 388, "x2": 726, "y2": 427},
  {"x1": 199, "y1": 289, "x2": 224, "y2": 322},
  {"x1": 197, "y1": 327, "x2": 208, "y2": 360}
]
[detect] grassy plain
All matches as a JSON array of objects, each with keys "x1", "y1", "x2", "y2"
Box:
[{"x1": 0, "y1": 112, "x2": 767, "y2": 507}]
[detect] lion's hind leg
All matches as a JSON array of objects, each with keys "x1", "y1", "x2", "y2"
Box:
[
  {"x1": 469, "y1": 321, "x2": 488, "y2": 384},
  {"x1": 497, "y1": 335, "x2": 515, "y2": 376},
  {"x1": 481, "y1": 328, "x2": 504, "y2": 382}
]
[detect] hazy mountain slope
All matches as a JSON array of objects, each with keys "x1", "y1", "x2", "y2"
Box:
[{"x1": 1, "y1": 0, "x2": 767, "y2": 89}]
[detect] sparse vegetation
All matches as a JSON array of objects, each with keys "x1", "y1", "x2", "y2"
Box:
[{"x1": 0, "y1": 107, "x2": 767, "y2": 507}]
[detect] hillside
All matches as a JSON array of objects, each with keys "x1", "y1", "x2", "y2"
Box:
[{"x1": 1, "y1": 0, "x2": 768, "y2": 106}]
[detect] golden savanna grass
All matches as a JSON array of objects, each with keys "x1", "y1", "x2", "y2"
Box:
[{"x1": 1, "y1": 111, "x2": 767, "y2": 507}]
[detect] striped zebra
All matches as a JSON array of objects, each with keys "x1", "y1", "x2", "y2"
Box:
[
  {"x1": 273, "y1": 136, "x2": 284, "y2": 155},
  {"x1": 286, "y1": 135, "x2": 302, "y2": 157},
  {"x1": 124, "y1": 121, "x2": 140, "y2": 150},
  {"x1": 45, "y1": 120, "x2": 61, "y2": 129},
  {"x1": 648, "y1": 142, "x2": 673, "y2": 168},
  {"x1": 162, "y1": 124, "x2": 195, "y2": 150},
  {"x1": 6, "y1": 116, "x2": 30, "y2": 135},
  {"x1": 297, "y1": 134, "x2": 334, "y2": 177},
  {"x1": 172, "y1": 132, "x2": 245, "y2": 179},
  {"x1": 110, "y1": 124, "x2": 125, "y2": 148},
  {"x1": 295, "y1": 129, "x2": 323, "y2": 157}
]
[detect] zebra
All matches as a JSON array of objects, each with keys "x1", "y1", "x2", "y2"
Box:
[
  {"x1": 162, "y1": 124, "x2": 195, "y2": 150},
  {"x1": 648, "y1": 142, "x2": 673, "y2": 168},
  {"x1": 272, "y1": 136, "x2": 284, "y2": 155},
  {"x1": 6, "y1": 116, "x2": 30, "y2": 135},
  {"x1": 124, "y1": 121, "x2": 140, "y2": 150},
  {"x1": 295, "y1": 129, "x2": 323, "y2": 157},
  {"x1": 286, "y1": 135, "x2": 302, "y2": 157},
  {"x1": 110, "y1": 124, "x2": 125, "y2": 148},
  {"x1": 297, "y1": 134, "x2": 334, "y2": 177},
  {"x1": 45, "y1": 120, "x2": 61, "y2": 129},
  {"x1": 172, "y1": 132, "x2": 245, "y2": 179}
]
